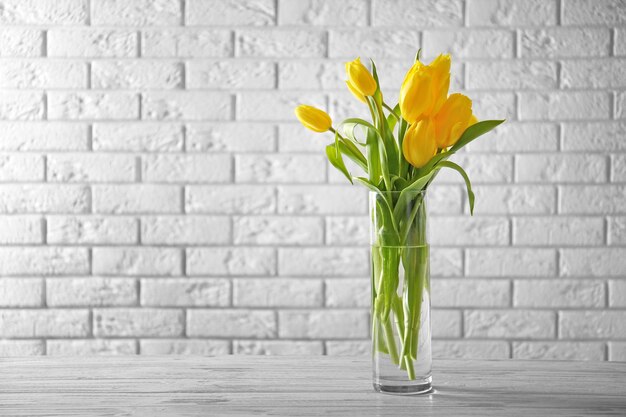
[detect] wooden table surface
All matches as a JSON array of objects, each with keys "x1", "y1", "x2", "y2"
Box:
[{"x1": 1, "y1": 356, "x2": 625, "y2": 416}]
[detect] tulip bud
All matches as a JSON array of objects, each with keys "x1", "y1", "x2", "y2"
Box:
[
  {"x1": 399, "y1": 62, "x2": 432, "y2": 124},
  {"x1": 345, "y1": 58, "x2": 377, "y2": 100},
  {"x1": 294, "y1": 105, "x2": 332, "y2": 133},
  {"x1": 402, "y1": 118, "x2": 437, "y2": 169},
  {"x1": 433, "y1": 93, "x2": 474, "y2": 149}
]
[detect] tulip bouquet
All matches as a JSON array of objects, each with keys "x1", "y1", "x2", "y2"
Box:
[{"x1": 295, "y1": 51, "x2": 503, "y2": 391}]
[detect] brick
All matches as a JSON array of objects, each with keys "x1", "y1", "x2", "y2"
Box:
[
  {"x1": 467, "y1": 61, "x2": 556, "y2": 90},
  {"x1": 143, "y1": 154, "x2": 231, "y2": 183},
  {"x1": 0, "y1": 122, "x2": 88, "y2": 151},
  {"x1": 48, "y1": 92, "x2": 139, "y2": 120},
  {"x1": 186, "y1": 185, "x2": 276, "y2": 214},
  {"x1": 0, "y1": 28, "x2": 43, "y2": 57},
  {"x1": 561, "y1": 248, "x2": 626, "y2": 277},
  {"x1": 278, "y1": 124, "x2": 328, "y2": 153},
  {"x1": 279, "y1": 248, "x2": 368, "y2": 277},
  {"x1": 187, "y1": 0, "x2": 275, "y2": 25},
  {"x1": 467, "y1": 0, "x2": 557, "y2": 26},
  {"x1": 562, "y1": 59, "x2": 626, "y2": 89},
  {"x1": 93, "y1": 247, "x2": 182, "y2": 276},
  {"x1": 92, "y1": 61, "x2": 183, "y2": 89},
  {"x1": 47, "y1": 278, "x2": 137, "y2": 307},
  {"x1": 433, "y1": 309, "x2": 462, "y2": 338},
  {"x1": 0, "y1": 309, "x2": 89, "y2": 337},
  {"x1": 47, "y1": 216, "x2": 137, "y2": 245},
  {"x1": 424, "y1": 30, "x2": 513, "y2": 59},
  {"x1": 617, "y1": 92, "x2": 626, "y2": 119},
  {"x1": 328, "y1": 91, "x2": 372, "y2": 122},
  {"x1": 94, "y1": 308, "x2": 184, "y2": 337},
  {"x1": 617, "y1": 28, "x2": 626, "y2": 56},
  {"x1": 562, "y1": 0, "x2": 626, "y2": 25},
  {"x1": 329, "y1": 30, "x2": 420, "y2": 60},
  {"x1": 521, "y1": 28, "x2": 610, "y2": 58},
  {"x1": 373, "y1": 0, "x2": 463, "y2": 27},
  {"x1": 325, "y1": 278, "x2": 369, "y2": 307},
  {"x1": 560, "y1": 311, "x2": 626, "y2": 339},
  {"x1": 609, "y1": 217, "x2": 626, "y2": 245},
  {"x1": 0, "y1": 154, "x2": 43, "y2": 181},
  {"x1": 187, "y1": 123, "x2": 275, "y2": 152},
  {"x1": 467, "y1": 248, "x2": 557, "y2": 277},
  {"x1": 187, "y1": 60, "x2": 275, "y2": 90},
  {"x1": 141, "y1": 278, "x2": 230, "y2": 307},
  {"x1": 519, "y1": 92, "x2": 610, "y2": 121},
  {"x1": 517, "y1": 154, "x2": 607, "y2": 184},
  {"x1": 236, "y1": 154, "x2": 326, "y2": 184},
  {"x1": 514, "y1": 217, "x2": 604, "y2": 246},
  {"x1": 234, "y1": 340, "x2": 323, "y2": 355},
  {"x1": 431, "y1": 248, "x2": 463, "y2": 277},
  {"x1": 514, "y1": 280, "x2": 605, "y2": 308},
  {"x1": 430, "y1": 217, "x2": 509, "y2": 246},
  {"x1": 0, "y1": 278, "x2": 43, "y2": 307},
  {"x1": 609, "y1": 342, "x2": 626, "y2": 361},
  {"x1": 433, "y1": 340, "x2": 510, "y2": 359},
  {"x1": 0, "y1": 340, "x2": 44, "y2": 356},
  {"x1": 326, "y1": 216, "x2": 368, "y2": 245},
  {"x1": 48, "y1": 153, "x2": 136, "y2": 182},
  {"x1": 278, "y1": 186, "x2": 366, "y2": 215},
  {"x1": 141, "y1": 216, "x2": 230, "y2": 245},
  {"x1": 561, "y1": 185, "x2": 626, "y2": 214},
  {"x1": 466, "y1": 123, "x2": 558, "y2": 153},
  {"x1": 472, "y1": 185, "x2": 556, "y2": 215},
  {"x1": 237, "y1": 29, "x2": 326, "y2": 58},
  {"x1": 47, "y1": 339, "x2": 136, "y2": 355},
  {"x1": 433, "y1": 279, "x2": 510, "y2": 308},
  {"x1": 428, "y1": 185, "x2": 464, "y2": 215},
  {"x1": 0, "y1": 216, "x2": 42, "y2": 244},
  {"x1": 93, "y1": 185, "x2": 181, "y2": 214},
  {"x1": 0, "y1": 91, "x2": 43, "y2": 120},
  {"x1": 465, "y1": 310, "x2": 556, "y2": 339},
  {"x1": 0, "y1": 247, "x2": 88, "y2": 275},
  {"x1": 234, "y1": 278, "x2": 323, "y2": 307},
  {"x1": 513, "y1": 341, "x2": 605, "y2": 361},
  {"x1": 188, "y1": 309, "x2": 276, "y2": 338},
  {"x1": 613, "y1": 155, "x2": 626, "y2": 181},
  {"x1": 0, "y1": 0, "x2": 87, "y2": 24},
  {"x1": 234, "y1": 216, "x2": 323, "y2": 245},
  {"x1": 93, "y1": 123, "x2": 183, "y2": 152},
  {"x1": 466, "y1": 92, "x2": 515, "y2": 121},
  {"x1": 142, "y1": 92, "x2": 231, "y2": 121},
  {"x1": 142, "y1": 29, "x2": 232, "y2": 57},
  {"x1": 0, "y1": 185, "x2": 89, "y2": 214},
  {"x1": 326, "y1": 341, "x2": 369, "y2": 356},
  {"x1": 141, "y1": 339, "x2": 230, "y2": 355},
  {"x1": 187, "y1": 247, "x2": 276, "y2": 276},
  {"x1": 279, "y1": 0, "x2": 368, "y2": 26},
  {"x1": 278, "y1": 310, "x2": 368, "y2": 339},
  {"x1": 238, "y1": 92, "x2": 326, "y2": 122},
  {"x1": 562, "y1": 122, "x2": 626, "y2": 151},
  {"x1": 278, "y1": 61, "x2": 343, "y2": 91},
  {"x1": 0, "y1": 61, "x2": 86, "y2": 89},
  {"x1": 92, "y1": 0, "x2": 181, "y2": 25},
  {"x1": 48, "y1": 29, "x2": 137, "y2": 57}
]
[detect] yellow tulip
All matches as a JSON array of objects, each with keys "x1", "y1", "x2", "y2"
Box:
[
  {"x1": 434, "y1": 93, "x2": 474, "y2": 149},
  {"x1": 345, "y1": 58, "x2": 377, "y2": 100},
  {"x1": 294, "y1": 105, "x2": 332, "y2": 133},
  {"x1": 399, "y1": 61, "x2": 432, "y2": 124},
  {"x1": 425, "y1": 54, "x2": 451, "y2": 116},
  {"x1": 402, "y1": 118, "x2": 437, "y2": 169}
]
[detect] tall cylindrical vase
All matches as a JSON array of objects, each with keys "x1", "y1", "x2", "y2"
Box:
[{"x1": 370, "y1": 191, "x2": 432, "y2": 395}]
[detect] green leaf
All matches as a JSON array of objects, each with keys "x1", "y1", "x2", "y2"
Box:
[
  {"x1": 326, "y1": 142, "x2": 352, "y2": 184},
  {"x1": 414, "y1": 48, "x2": 422, "y2": 62},
  {"x1": 337, "y1": 139, "x2": 368, "y2": 173},
  {"x1": 354, "y1": 176, "x2": 382, "y2": 194},
  {"x1": 437, "y1": 160, "x2": 475, "y2": 215},
  {"x1": 365, "y1": 126, "x2": 382, "y2": 185},
  {"x1": 449, "y1": 119, "x2": 505, "y2": 153}
]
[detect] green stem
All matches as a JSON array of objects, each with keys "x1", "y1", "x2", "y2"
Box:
[{"x1": 382, "y1": 317, "x2": 399, "y2": 365}]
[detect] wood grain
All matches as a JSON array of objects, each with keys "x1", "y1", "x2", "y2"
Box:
[{"x1": 0, "y1": 356, "x2": 624, "y2": 416}]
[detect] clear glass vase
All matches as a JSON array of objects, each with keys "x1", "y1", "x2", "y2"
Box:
[{"x1": 370, "y1": 190, "x2": 432, "y2": 395}]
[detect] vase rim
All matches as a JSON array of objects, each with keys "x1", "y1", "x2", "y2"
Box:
[{"x1": 368, "y1": 190, "x2": 426, "y2": 195}]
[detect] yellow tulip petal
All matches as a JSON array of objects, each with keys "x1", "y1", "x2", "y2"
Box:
[
  {"x1": 346, "y1": 80, "x2": 366, "y2": 103},
  {"x1": 402, "y1": 118, "x2": 437, "y2": 168}
]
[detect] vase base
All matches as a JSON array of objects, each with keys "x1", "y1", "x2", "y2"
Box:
[{"x1": 373, "y1": 377, "x2": 432, "y2": 395}]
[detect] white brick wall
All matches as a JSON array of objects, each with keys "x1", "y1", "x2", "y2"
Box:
[{"x1": 0, "y1": 0, "x2": 624, "y2": 361}]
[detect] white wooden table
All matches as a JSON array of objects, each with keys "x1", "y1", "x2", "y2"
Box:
[{"x1": 1, "y1": 356, "x2": 625, "y2": 416}]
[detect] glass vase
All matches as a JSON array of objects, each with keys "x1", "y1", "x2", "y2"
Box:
[{"x1": 370, "y1": 190, "x2": 432, "y2": 395}]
